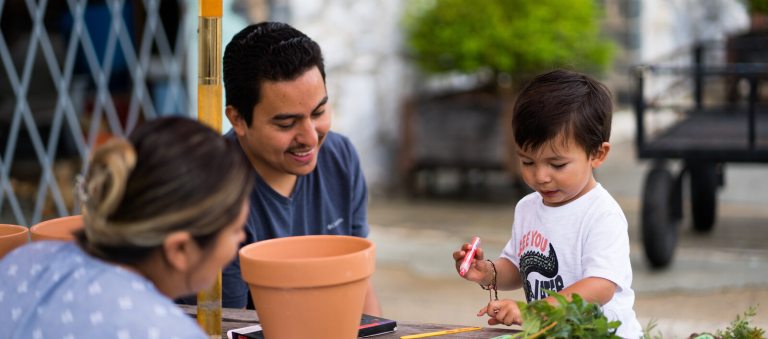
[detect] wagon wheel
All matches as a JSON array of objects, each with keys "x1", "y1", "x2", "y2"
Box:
[
  {"x1": 642, "y1": 164, "x2": 683, "y2": 268},
  {"x1": 688, "y1": 162, "x2": 719, "y2": 233}
]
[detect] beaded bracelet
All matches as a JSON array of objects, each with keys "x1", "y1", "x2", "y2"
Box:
[{"x1": 480, "y1": 259, "x2": 498, "y2": 301}]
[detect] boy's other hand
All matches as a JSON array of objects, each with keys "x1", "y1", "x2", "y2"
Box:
[{"x1": 477, "y1": 299, "x2": 522, "y2": 326}]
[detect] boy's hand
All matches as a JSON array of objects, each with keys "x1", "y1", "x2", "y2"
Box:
[
  {"x1": 477, "y1": 299, "x2": 522, "y2": 326},
  {"x1": 452, "y1": 242, "x2": 486, "y2": 283}
]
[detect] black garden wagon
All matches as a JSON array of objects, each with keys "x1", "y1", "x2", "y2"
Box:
[{"x1": 633, "y1": 39, "x2": 768, "y2": 268}]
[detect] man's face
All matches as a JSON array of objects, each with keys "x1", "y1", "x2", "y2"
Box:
[{"x1": 231, "y1": 67, "x2": 330, "y2": 181}]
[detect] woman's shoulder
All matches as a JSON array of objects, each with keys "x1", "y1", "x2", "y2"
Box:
[
  {"x1": 0, "y1": 241, "x2": 72, "y2": 270},
  {"x1": 107, "y1": 300, "x2": 205, "y2": 338},
  {"x1": 71, "y1": 277, "x2": 205, "y2": 338},
  {"x1": 63, "y1": 303, "x2": 205, "y2": 338}
]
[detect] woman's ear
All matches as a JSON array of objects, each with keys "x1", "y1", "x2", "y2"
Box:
[
  {"x1": 162, "y1": 231, "x2": 198, "y2": 272},
  {"x1": 590, "y1": 142, "x2": 611, "y2": 169}
]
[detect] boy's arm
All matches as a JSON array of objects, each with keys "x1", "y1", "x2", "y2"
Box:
[
  {"x1": 545, "y1": 276, "x2": 616, "y2": 306},
  {"x1": 493, "y1": 257, "x2": 523, "y2": 290}
]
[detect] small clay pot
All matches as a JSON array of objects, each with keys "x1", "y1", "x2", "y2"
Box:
[
  {"x1": 30, "y1": 215, "x2": 83, "y2": 241},
  {"x1": 0, "y1": 224, "x2": 30, "y2": 259},
  {"x1": 239, "y1": 235, "x2": 376, "y2": 339}
]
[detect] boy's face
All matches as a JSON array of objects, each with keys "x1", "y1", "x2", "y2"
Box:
[
  {"x1": 516, "y1": 134, "x2": 609, "y2": 207},
  {"x1": 228, "y1": 67, "x2": 331, "y2": 181}
]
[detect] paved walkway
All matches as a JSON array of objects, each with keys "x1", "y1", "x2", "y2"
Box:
[{"x1": 368, "y1": 122, "x2": 768, "y2": 338}]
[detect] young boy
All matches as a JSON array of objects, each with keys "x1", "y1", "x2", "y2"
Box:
[{"x1": 453, "y1": 70, "x2": 642, "y2": 338}]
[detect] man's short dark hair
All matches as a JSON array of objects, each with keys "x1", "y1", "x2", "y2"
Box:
[
  {"x1": 223, "y1": 22, "x2": 326, "y2": 126},
  {"x1": 511, "y1": 69, "x2": 613, "y2": 156}
]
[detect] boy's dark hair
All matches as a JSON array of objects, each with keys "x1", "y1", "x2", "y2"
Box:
[
  {"x1": 223, "y1": 22, "x2": 326, "y2": 126},
  {"x1": 511, "y1": 69, "x2": 613, "y2": 156}
]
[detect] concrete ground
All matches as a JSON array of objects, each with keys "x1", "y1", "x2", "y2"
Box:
[{"x1": 368, "y1": 112, "x2": 768, "y2": 338}]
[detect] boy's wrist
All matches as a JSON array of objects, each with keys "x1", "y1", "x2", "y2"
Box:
[
  {"x1": 480, "y1": 259, "x2": 497, "y2": 289},
  {"x1": 480, "y1": 263, "x2": 492, "y2": 286},
  {"x1": 479, "y1": 259, "x2": 499, "y2": 301}
]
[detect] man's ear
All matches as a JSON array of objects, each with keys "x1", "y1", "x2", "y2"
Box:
[
  {"x1": 225, "y1": 106, "x2": 247, "y2": 137},
  {"x1": 590, "y1": 142, "x2": 611, "y2": 169},
  {"x1": 162, "y1": 231, "x2": 198, "y2": 272}
]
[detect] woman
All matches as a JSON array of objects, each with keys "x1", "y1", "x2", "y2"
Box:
[{"x1": 0, "y1": 117, "x2": 254, "y2": 338}]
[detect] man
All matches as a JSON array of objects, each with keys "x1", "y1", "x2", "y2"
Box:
[{"x1": 221, "y1": 22, "x2": 381, "y2": 315}]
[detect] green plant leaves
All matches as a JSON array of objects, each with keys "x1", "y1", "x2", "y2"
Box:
[
  {"x1": 403, "y1": 0, "x2": 615, "y2": 78},
  {"x1": 714, "y1": 306, "x2": 765, "y2": 339},
  {"x1": 509, "y1": 290, "x2": 621, "y2": 339}
]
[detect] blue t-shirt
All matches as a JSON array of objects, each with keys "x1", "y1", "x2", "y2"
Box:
[
  {"x1": 0, "y1": 241, "x2": 206, "y2": 339},
  {"x1": 221, "y1": 130, "x2": 370, "y2": 308}
]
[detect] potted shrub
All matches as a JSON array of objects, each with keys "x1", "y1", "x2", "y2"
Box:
[
  {"x1": 403, "y1": 0, "x2": 614, "y2": 84},
  {"x1": 725, "y1": 0, "x2": 768, "y2": 101},
  {"x1": 400, "y1": 0, "x2": 614, "y2": 196},
  {"x1": 746, "y1": 0, "x2": 768, "y2": 30}
]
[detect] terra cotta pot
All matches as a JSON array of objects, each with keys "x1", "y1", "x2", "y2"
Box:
[
  {"x1": 0, "y1": 224, "x2": 29, "y2": 259},
  {"x1": 30, "y1": 215, "x2": 83, "y2": 241},
  {"x1": 239, "y1": 235, "x2": 376, "y2": 339}
]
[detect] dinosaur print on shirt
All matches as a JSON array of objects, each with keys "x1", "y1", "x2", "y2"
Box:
[{"x1": 518, "y1": 230, "x2": 564, "y2": 302}]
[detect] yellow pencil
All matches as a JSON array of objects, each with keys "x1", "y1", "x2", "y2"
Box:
[{"x1": 400, "y1": 326, "x2": 482, "y2": 339}]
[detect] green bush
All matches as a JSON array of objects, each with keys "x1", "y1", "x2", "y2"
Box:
[
  {"x1": 645, "y1": 306, "x2": 765, "y2": 339},
  {"x1": 748, "y1": 0, "x2": 768, "y2": 15},
  {"x1": 403, "y1": 0, "x2": 615, "y2": 80}
]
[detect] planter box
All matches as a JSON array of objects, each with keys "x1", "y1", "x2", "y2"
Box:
[{"x1": 400, "y1": 91, "x2": 522, "y2": 196}]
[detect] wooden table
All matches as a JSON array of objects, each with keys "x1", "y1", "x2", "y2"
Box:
[{"x1": 180, "y1": 305, "x2": 518, "y2": 338}]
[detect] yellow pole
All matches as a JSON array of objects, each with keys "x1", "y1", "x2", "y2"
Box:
[
  {"x1": 197, "y1": 1, "x2": 223, "y2": 337},
  {"x1": 198, "y1": 0, "x2": 222, "y2": 131}
]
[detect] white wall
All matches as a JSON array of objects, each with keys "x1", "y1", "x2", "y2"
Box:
[
  {"x1": 640, "y1": 0, "x2": 749, "y2": 63},
  {"x1": 290, "y1": 0, "x2": 411, "y2": 193}
]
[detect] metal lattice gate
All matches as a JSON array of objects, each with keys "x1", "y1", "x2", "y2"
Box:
[{"x1": 0, "y1": 0, "x2": 192, "y2": 226}]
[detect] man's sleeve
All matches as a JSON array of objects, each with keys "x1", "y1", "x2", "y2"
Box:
[
  {"x1": 348, "y1": 141, "x2": 369, "y2": 238},
  {"x1": 222, "y1": 258, "x2": 249, "y2": 308}
]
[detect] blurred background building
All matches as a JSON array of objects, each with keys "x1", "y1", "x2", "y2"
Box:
[
  {"x1": 0, "y1": 0, "x2": 755, "y2": 225},
  {"x1": 1, "y1": 1, "x2": 766, "y2": 337}
]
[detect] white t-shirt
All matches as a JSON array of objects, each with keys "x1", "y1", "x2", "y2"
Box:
[{"x1": 500, "y1": 184, "x2": 643, "y2": 338}]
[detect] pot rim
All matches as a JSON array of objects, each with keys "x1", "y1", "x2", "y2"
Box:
[
  {"x1": 0, "y1": 224, "x2": 29, "y2": 238},
  {"x1": 30, "y1": 215, "x2": 83, "y2": 241},
  {"x1": 239, "y1": 235, "x2": 376, "y2": 288}
]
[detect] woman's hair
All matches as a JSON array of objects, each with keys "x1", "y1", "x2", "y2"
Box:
[
  {"x1": 512, "y1": 69, "x2": 613, "y2": 156},
  {"x1": 76, "y1": 117, "x2": 254, "y2": 264}
]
